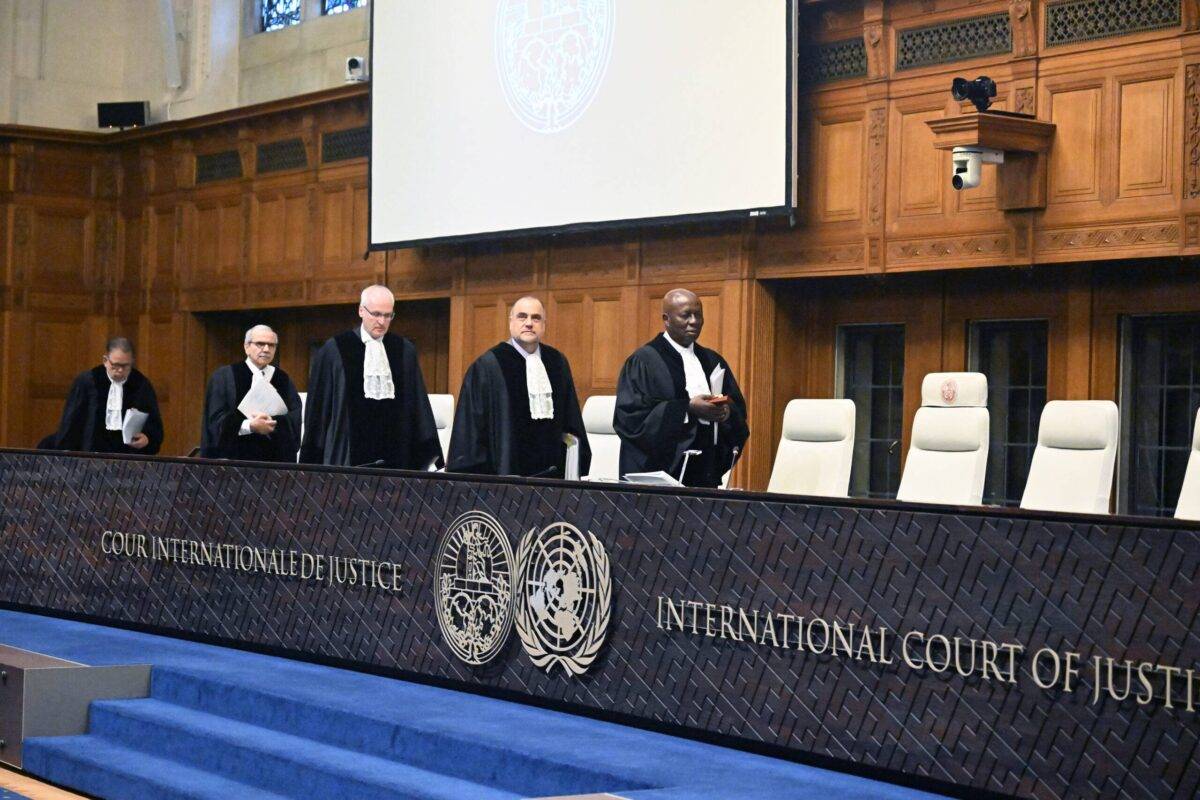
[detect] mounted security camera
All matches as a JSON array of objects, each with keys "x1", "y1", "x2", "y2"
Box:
[
  {"x1": 951, "y1": 146, "x2": 1004, "y2": 190},
  {"x1": 345, "y1": 56, "x2": 369, "y2": 83},
  {"x1": 951, "y1": 76, "x2": 997, "y2": 113}
]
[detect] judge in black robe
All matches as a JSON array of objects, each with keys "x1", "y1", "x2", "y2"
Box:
[
  {"x1": 448, "y1": 297, "x2": 591, "y2": 478},
  {"x1": 49, "y1": 338, "x2": 164, "y2": 455},
  {"x1": 300, "y1": 285, "x2": 443, "y2": 470},
  {"x1": 615, "y1": 289, "x2": 748, "y2": 488},
  {"x1": 200, "y1": 325, "x2": 302, "y2": 462}
]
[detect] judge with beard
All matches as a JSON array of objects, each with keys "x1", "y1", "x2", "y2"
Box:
[
  {"x1": 200, "y1": 324, "x2": 302, "y2": 462},
  {"x1": 614, "y1": 289, "x2": 748, "y2": 488},
  {"x1": 49, "y1": 337, "x2": 164, "y2": 455},
  {"x1": 447, "y1": 296, "x2": 591, "y2": 478},
  {"x1": 300, "y1": 285, "x2": 443, "y2": 470}
]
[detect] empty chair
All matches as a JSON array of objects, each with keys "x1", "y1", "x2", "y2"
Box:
[
  {"x1": 1020, "y1": 400, "x2": 1118, "y2": 514},
  {"x1": 1174, "y1": 408, "x2": 1200, "y2": 521},
  {"x1": 896, "y1": 373, "x2": 989, "y2": 506},
  {"x1": 428, "y1": 394, "x2": 454, "y2": 463},
  {"x1": 766, "y1": 399, "x2": 856, "y2": 497},
  {"x1": 582, "y1": 395, "x2": 619, "y2": 481}
]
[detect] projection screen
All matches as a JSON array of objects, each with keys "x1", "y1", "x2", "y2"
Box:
[{"x1": 369, "y1": 0, "x2": 794, "y2": 249}]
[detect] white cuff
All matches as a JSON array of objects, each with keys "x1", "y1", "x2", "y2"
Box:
[{"x1": 238, "y1": 418, "x2": 251, "y2": 436}]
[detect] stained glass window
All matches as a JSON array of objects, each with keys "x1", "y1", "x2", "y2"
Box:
[
  {"x1": 261, "y1": 0, "x2": 301, "y2": 32},
  {"x1": 324, "y1": 0, "x2": 365, "y2": 15}
]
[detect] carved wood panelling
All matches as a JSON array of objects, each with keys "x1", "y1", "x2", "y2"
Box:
[
  {"x1": 894, "y1": 105, "x2": 945, "y2": 218},
  {"x1": 32, "y1": 209, "x2": 89, "y2": 283},
  {"x1": 1117, "y1": 77, "x2": 1174, "y2": 198},
  {"x1": 1047, "y1": 85, "x2": 1103, "y2": 203},
  {"x1": 816, "y1": 118, "x2": 864, "y2": 223},
  {"x1": 1187, "y1": 64, "x2": 1200, "y2": 199}
]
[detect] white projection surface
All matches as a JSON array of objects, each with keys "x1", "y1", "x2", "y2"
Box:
[{"x1": 370, "y1": 0, "x2": 791, "y2": 248}]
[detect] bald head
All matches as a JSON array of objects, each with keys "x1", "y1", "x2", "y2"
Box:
[
  {"x1": 509, "y1": 296, "x2": 546, "y2": 353},
  {"x1": 358, "y1": 284, "x2": 396, "y2": 339},
  {"x1": 662, "y1": 288, "x2": 703, "y2": 347}
]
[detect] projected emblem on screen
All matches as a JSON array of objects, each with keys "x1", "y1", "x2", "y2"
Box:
[{"x1": 494, "y1": 0, "x2": 615, "y2": 134}]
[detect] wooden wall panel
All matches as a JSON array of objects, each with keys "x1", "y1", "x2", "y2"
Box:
[
  {"x1": 1047, "y1": 84, "x2": 1104, "y2": 204},
  {"x1": 1117, "y1": 77, "x2": 1173, "y2": 199},
  {"x1": 32, "y1": 209, "x2": 88, "y2": 282},
  {"x1": 816, "y1": 117, "x2": 864, "y2": 223}
]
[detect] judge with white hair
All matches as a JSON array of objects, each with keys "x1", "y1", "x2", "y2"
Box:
[
  {"x1": 201, "y1": 324, "x2": 303, "y2": 462},
  {"x1": 300, "y1": 285, "x2": 442, "y2": 470}
]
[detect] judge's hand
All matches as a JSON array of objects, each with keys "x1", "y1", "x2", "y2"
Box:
[
  {"x1": 248, "y1": 413, "x2": 277, "y2": 435},
  {"x1": 689, "y1": 394, "x2": 731, "y2": 423},
  {"x1": 128, "y1": 433, "x2": 149, "y2": 450}
]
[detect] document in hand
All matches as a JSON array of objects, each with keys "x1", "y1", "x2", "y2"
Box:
[
  {"x1": 122, "y1": 409, "x2": 149, "y2": 445},
  {"x1": 238, "y1": 379, "x2": 288, "y2": 419},
  {"x1": 708, "y1": 364, "x2": 725, "y2": 396},
  {"x1": 622, "y1": 471, "x2": 682, "y2": 486},
  {"x1": 563, "y1": 433, "x2": 581, "y2": 481},
  {"x1": 707, "y1": 364, "x2": 726, "y2": 444}
]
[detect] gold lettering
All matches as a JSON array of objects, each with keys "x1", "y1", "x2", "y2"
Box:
[
  {"x1": 925, "y1": 634, "x2": 951, "y2": 673},
  {"x1": 902, "y1": 631, "x2": 925, "y2": 669},
  {"x1": 831, "y1": 622, "x2": 854, "y2": 659},
  {"x1": 759, "y1": 612, "x2": 779, "y2": 647},
  {"x1": 738, "y1": 609, "x2": 758, "y2": 643},
  {"x1": 806, "y1": 618, "x2": 829, "y2": 655}
]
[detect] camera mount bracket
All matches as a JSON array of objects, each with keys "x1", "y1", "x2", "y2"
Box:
[{"x1": 927, "y1": 111, "x2": 1056, "y2": 210}]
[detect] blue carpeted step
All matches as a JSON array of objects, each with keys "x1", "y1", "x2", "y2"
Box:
[
  {"x1": 86, "y1": 697, "x2": 526, "y2": 800},
  {"x1": 149, "y1": 666, "x2": 650, "y2": 797},
  {"x1": 23, "y1": 734, "x2": 293, "y2": 800}
]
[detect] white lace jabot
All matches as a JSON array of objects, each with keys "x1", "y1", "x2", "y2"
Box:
[{"x1": 361, "y1": 326, "x2": 395, "y2": 400}]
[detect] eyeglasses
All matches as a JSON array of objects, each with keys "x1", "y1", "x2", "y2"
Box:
[
  {"x1": 249, "y1": 341, "x2": 277, "y2": 349},
  {"x1": 106, "y1": 361, "x2": 132, "y2": 370},
  {"x1": 362, "y1": 309, "x2": 396, "y2": 320}
]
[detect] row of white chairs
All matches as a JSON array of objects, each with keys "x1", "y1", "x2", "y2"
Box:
[{"x1": 428, "y1": 377, "x2": 1200, "y2": 520}]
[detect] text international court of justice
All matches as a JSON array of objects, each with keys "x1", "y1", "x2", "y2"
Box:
[{"x1": 0, "y1": 2, "x2": 1197, "y2": 799}]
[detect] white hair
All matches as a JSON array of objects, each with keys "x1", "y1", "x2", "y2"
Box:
[
  {"x1": 243, "y1": 324, "x2": 276, "y2": 344},
  {"x1": 360, "y1": 284, "x2": 394, "y2": 306}
]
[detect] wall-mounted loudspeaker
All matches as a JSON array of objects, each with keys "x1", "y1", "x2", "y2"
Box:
[{"x1": 97, "y1": 101, "x2": 149, "y2": 130}]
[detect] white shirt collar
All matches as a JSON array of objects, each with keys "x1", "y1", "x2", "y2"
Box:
[
  {"x1": 508, "y1": 338, "x2": 541, "y2": 359},
  {"x1": 244, "y1": 357, "x2": 275, "y2": 381},
  {"x1": 662, "y1": 331, "x2": 696, "y2": 354}
]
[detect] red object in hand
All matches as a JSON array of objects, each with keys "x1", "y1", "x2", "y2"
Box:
[{"x1": 709, "y1": 394, "x2": 731, "y2": 406}]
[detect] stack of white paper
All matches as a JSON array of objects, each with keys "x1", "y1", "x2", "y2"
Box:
[
  {"x1": 122, "y1": 409, "x2": 149, "y2": 445},
  {"x1": 237, "y1": 379, "x2": 288, "y2": 419}
]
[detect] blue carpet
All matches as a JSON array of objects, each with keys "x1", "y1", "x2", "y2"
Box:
[
  {"x1": 0, "y1": 789, "x2": 32, "y2": 800},
  {"x1": 0, "y1": 609, "x2": 948, "y2": 800}
]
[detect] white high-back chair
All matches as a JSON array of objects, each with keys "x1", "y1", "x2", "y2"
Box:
[
  {"x1": 1173, "y1": 408, "x2": 1200, "y2": 521},
  {"x1": 1020, "y1": 400, "x2": 1118, "y2": 514},
  {"x1": 766, "y1": 399, "x2": 855, "y2": 497},
  {"x1": 582, "y1": 395, "x2": 619, "y2": 481},
  {"x1": 428, "y1": 394, "x2": 454, "y2": 463},
  {"x1": 896, "y1": 373, "x2": 989, "y2": 506}
]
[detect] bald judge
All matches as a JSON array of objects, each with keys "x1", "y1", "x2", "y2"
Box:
[
  {"x1": 614, "y1": 289, "x2": 749, "y2": 487},
  {"x1": 300, "y1": 285, "x2": 443, "y2": 470},
  {"x1": 448, "y1": 296, "x2": 590, "y2": 478}
]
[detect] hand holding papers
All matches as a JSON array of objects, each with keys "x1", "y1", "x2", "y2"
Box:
[
  {"x1": 122, "y1": 409, "x2": 149, "y2": 446},
  {"x1": 238, "y1": 377, "x2": 288, "y2": 419}
]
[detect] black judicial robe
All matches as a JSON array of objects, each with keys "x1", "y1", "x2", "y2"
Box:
[
  {"x1": 299, "y1": 330, "x2": 443, "y2": 470},
  {"x1": 200, "y1": 363, "x2": 302, "y2": 462},
  {"x1": 49, "y1": 366, "x2": 164, "y2": 455},
  {"x1": 614, "y1": 335, "x2": 748, "y2": 487},
  {"x1": 447, "y1": 342, "x2": 591, "y2": 478}
]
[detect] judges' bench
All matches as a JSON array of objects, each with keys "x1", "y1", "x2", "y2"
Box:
[{"x1": 0, "y1": 450, "x2": 1195, "y2": 800}]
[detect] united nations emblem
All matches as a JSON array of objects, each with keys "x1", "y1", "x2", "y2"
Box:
[
  {"x1": 435, "y1": 511, "x2": 515, "y2": 666},
  {"x1": 494, "y1": 0, "x2": 615, "y2": 133},
  {"x1": 514, "y1": 522, "x2": 611, "y2": 676}
]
